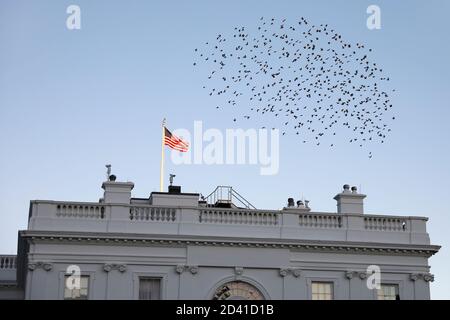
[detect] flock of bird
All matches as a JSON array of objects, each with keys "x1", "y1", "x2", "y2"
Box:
[{"x1": 193, "y1": 17, "x2": 395, "y2": 157}]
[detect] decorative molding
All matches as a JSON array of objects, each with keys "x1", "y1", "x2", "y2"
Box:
[
  {"x1": 175, "y1": 264, "x2": 185, "y2": 274},
  {"x1": 234, "y1": 267, "x2": 244, "y2": 276},
  {"x1": 292, "y1": 269, "x2": 302, "y2": 278},
  {"x1": 103, "y1": 263, "x2": 127, "y2": 273},
  {"x1": 345, "y1": 271, "x2": 369, "y2": 280},
  {"x1": 345, "y1": 271, "x2": 356, "y2": 279},
  {"x1": 27, "y1": 262, "x2": 53, "y2": 271},
  {"x1": 279, "y1": 268, "x2": 301, "y2": 278},
  {"x1": 279, "y1": 268, "x2": 289, "y2": 277},
  {"x1": 423, "y1": 274, "x2": 434, "y2": 282},
  {"x1": 410, "y1": 273, "x2": 434, "y2": 282},
  {"x1": 409, "y1": 273, "x2": 419, "y2": 281},
  {"x1": 175, "y1": 264, "x2": 199, "y2": 275},
  {"x1": 22, "y1": 232, "x2": 440, "y2": 258},
  {"x1": 43, "y1": 263, "x2": 53, "y2": 272},
  {"x1": 189, "y1": 266, "x2": 199, "y2": 275}
]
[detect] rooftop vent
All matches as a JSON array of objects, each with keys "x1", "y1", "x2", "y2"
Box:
[
  {"x1": 296, "y1": 200, "x2": 310, "y2": 209},
  {"x1": 168, "y1": 185, "x2": 181, "y2": 194}
]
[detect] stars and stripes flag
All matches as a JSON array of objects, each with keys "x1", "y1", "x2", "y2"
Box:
[{"x1": 163, "y1": 127, "x2": 189, "y2": 152}]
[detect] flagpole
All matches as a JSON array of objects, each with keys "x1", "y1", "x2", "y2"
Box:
[{"x1": 160, "y1": 118, "x2": 166, "y2": 192}]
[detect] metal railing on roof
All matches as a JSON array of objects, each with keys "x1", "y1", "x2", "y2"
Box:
[{"x1": 204, "y1": 186, "x2": 256, "y2": 209}]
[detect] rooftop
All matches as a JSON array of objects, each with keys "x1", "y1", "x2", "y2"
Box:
[{"x1": 21, "y1": 178, "x2": 438, "y2": 256}]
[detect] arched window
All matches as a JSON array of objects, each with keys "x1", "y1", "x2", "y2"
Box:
[{"x1": 212, "y1": 281, "x2": 265, "y2": 300}]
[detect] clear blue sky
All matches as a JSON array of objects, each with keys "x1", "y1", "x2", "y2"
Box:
[{"x1": 1, "y1": 0, "x2": 449, "y2": 298}]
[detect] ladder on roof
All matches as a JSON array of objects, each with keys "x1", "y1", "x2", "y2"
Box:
[{"x1": 204, "y1": 186, "x2": 256, "y2": 210}]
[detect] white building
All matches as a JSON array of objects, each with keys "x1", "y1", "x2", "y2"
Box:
[{"x1": 0, "y1": 176, "x2": 440, "y2": 300}]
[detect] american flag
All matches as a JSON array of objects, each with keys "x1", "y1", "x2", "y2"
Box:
[{"x1": 164, "y1": 127, "x2": 189, "y2": 152}]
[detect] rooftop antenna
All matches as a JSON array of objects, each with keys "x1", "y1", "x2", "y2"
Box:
[
  {"x1": 105, "y1": 164, "x2": 112, "y2": 181},
  {"x1": 169, "y1": 174, "x2": 176, "y2": 186}
]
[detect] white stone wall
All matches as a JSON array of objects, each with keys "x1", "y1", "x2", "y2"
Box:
[{"x1": 24, "y1": 241, "x2": 432, "y2": 300}]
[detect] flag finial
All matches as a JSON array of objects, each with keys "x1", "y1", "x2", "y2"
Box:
[{"x1": 162, "y1": 118, "x2": 166, "y2": 127}]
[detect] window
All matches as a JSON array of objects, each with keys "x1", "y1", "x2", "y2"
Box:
[
  {"x1": 139, "y1": 278, "x2": 161, "y2": 300},
  {"x1": 311, "y1": 282, "x2": 334, "y2": 300},
  {"x1": 212, "y1": 281, "x2": 265, "y2": 300},
  {"x1": 64, "y1": 275, "x2": 89, "y2": 300},
  {"x1": 377, "y1": 284, "x2": 400, "y2": 300}
]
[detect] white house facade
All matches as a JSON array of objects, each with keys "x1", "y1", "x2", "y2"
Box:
[{"x1": 0, "y1": 177, "x2": 440, "y2": 300}]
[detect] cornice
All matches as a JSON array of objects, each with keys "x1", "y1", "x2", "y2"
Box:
[{"x1": 19, "y1": 230, "x2": 440, "y2": 258}]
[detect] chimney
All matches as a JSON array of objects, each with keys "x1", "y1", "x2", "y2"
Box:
[
  {"x1": 287, "y1": 198, "x2": 295, "y2": 207},
  {"x1": 283, "y1": 197, "x2": 311, "y2": 212},
  {"x1": 101, "y1": 176, "x2": 134, "y2": 204},
  {"x1": 333, "y1": 184, "x2": 366, "y2": 214}
]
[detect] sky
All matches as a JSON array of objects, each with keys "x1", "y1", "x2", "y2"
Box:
[{"x1": 0, "y1": 0, "x2": 449, "y2": 299}]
